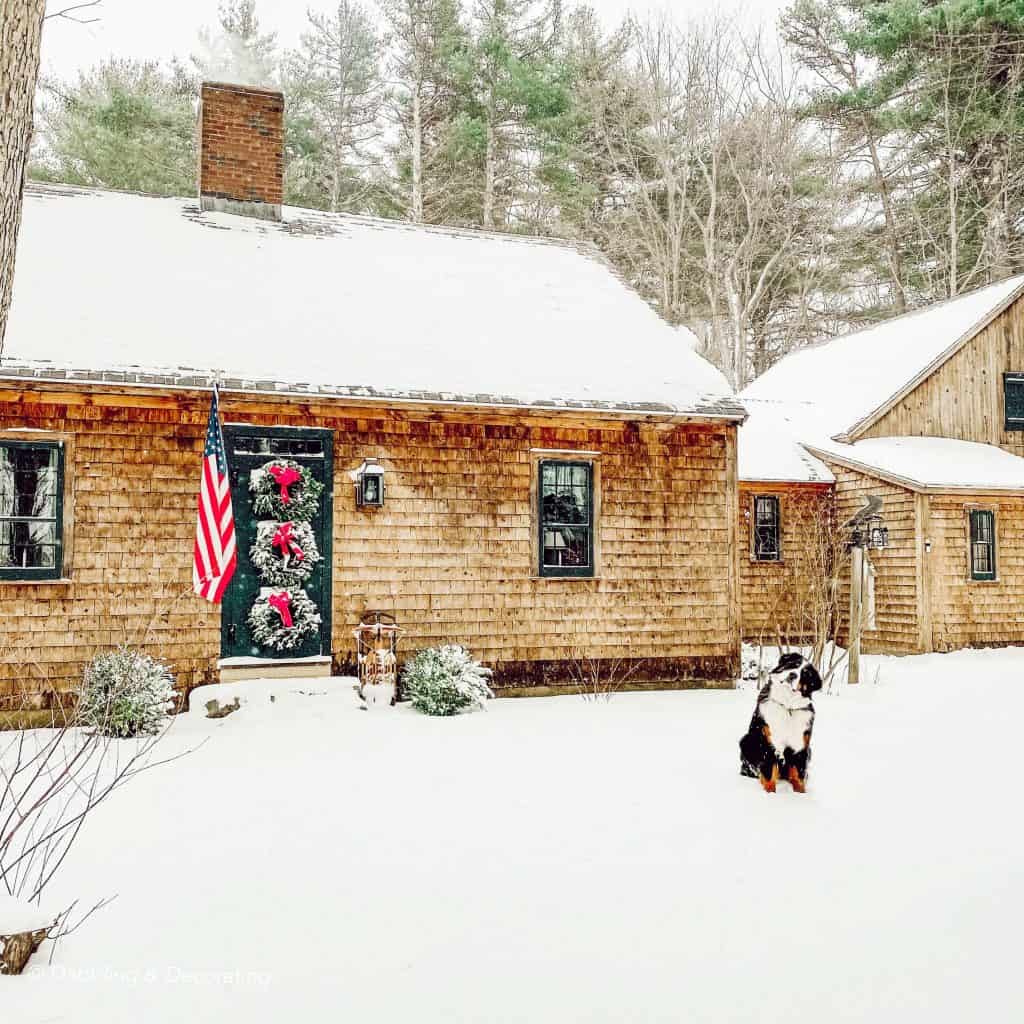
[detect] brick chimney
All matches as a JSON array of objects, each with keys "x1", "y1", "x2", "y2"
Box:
[{"x1": 198, "y1": 82, "x2": 284, "y2": 221}]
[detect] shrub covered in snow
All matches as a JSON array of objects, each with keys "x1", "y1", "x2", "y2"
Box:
[
  {"x1": 76, "y1": 647, "x2": 176, "y2": 737},
  {"x1": 401, "y1": 645, "x2": 494, "y2": 716}
]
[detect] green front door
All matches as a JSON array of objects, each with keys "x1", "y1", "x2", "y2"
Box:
[{"x1": 220, "y1": 425, "x2": 333, "y2": 660}]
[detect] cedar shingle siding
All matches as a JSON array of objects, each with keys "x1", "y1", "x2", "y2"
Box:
[{"x1": 0, "y1": 388, "x2": 741, "y2": 707}]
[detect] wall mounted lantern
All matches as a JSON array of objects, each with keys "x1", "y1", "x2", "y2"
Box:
[{"x1": 351, "y1": 458, "x2": 386, "y2": 508}]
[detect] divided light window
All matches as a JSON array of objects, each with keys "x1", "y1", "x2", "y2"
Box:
[
  {"x1": 753, "y1": 495, "x2": 781, "y2": 562},
  {"x1": 969, "y1": 509, "x2": 996, "y2": 581},
  {"x1": 1004, "y1": 374, "x2": 1024, "y2": 431},
  {"x1": 0, "y1": 441, "x2": 64, "y2": 580},
  {"x1": 539, "y1": 461, "x2": 593, "y2": 578}
]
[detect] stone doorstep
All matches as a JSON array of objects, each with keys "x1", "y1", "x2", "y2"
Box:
[{"x1": 217, "y1": 656, "x2": 333, "y2": 683}]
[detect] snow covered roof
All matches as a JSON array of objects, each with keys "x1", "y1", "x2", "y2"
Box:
[
  {"x1": 737, "y1": 398, "x2": 834, "y2": 484},
  {"x1": 805, "y1": 436, "x2": 1024, "y2": 492},
  {"x1": 0, "y1": 184, "x2": 742, "y2": 420},
  {"x1": 743, "y1": 275, "x2": 1024, "y2": 441},
  {"x1": 737, "y1": 275, "x2": 1024, "y2": 482}
]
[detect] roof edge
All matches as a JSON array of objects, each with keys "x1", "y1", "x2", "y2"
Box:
[
  {"x1": 0, "y1": 364, "x2": 746, "y2": 423},
  {"x1": 839, "y1": 277, "x2": 1024, "y2": 443},
  {"x1": 802, "y1": 443, "x2": 1024, "y2": 495}
]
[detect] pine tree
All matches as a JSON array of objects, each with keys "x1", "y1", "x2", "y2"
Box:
[
  {"x1": 31, "y1": 60, "x2": 197, "y2": 196},
  {"x1": 382, "y1": 0, "x2": 468, "y2": 223},
  {"x1": 283, "y1": 2, "x2": 386, "y2": 213},
  {"x1": 458, "y1": 0, "x2": 569, "y2": 230}
]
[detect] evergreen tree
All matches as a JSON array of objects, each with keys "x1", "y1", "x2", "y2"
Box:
[
  {"x1": 31, "y1": 59, "x2": 197, "y2": 196},
  {"x1": 382, "y1": 0, "x2": 469, "y2": 223},
  {"x1": 457, "y1": 0, "x2": 570, "y2": 230},
  {"x1": 283, "y1": 2, "x2": 386, "y2": 213}
]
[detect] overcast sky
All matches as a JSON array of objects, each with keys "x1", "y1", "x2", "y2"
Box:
[{"x1": 40, "y1": 0, "x2": 789, "y2": 79}]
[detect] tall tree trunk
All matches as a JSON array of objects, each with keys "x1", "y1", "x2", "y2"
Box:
[
  {"x1": 411, "y1": 85, "x2": 423, "y2": 223},
  {"x1": 864, "y1": 128, "x2": 907, "y2": 312},
  {"x1": 483, "y1": 120, "x2": 496, "y2": 230},
  {"x1": 0, "y1": 0, "x2": 46, "y2": 356}
]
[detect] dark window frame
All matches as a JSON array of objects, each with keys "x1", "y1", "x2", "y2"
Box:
[
  {"x1": 969, "y1": 509, "x2": 997, "y2": 581},
  {"x1": 538, "y1": 459, "x2": 594, "y2": 578},
  {"x1": 0, "y1": 440, "x2": 65, "y2": 581},
  {"x1": 752, "y1": 494, "x2": 781, "y2": 562},
  {"x1": 1004, "y1": 373, "x2": 1024, "y2": 431}
]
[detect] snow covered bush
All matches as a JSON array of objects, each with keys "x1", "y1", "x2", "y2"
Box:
[
  {"x1": 401, "y1": 645, "x2": 494, "y2": 716},
  {"x1": 76, "y1": 647, "x2": 176, "y2": 737}
]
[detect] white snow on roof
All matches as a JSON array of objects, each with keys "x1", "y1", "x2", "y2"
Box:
[
  {"x1": 738, "y1": 398, "x2": 834, "y2": 483},
  {"x1": 806, "y1": 436, "x2": 1024, "y2": 491},
  {"x1": 743, "y1": 275, "x2": 1024, "y2": 438},
  {"x1": 1, "y1": 184, "x2": 738, "y2": 416}
]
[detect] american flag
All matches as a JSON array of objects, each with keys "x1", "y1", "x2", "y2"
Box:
[{"x1": 192, "y1": 386, "x2": 236, "y2": 602}]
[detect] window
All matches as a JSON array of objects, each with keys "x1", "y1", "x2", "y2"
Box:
[
  {"x1": 1005, "y1": 374, "x2": 1024, "y2": 431},
  {"x1": 539, "y1": 461, "x2": 593, "y2": 577},
  {"x1": 0, "y1": 441, "x2": 64, "y2": 580},
  {"x1": 969, "y1": 509, "x2": 996, "y2": 581},
  {"x1": 753, "y1": 495, "x2": 781, "y2": 562}
]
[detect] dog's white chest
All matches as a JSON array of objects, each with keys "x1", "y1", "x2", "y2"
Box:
[{"x1": 761, "y1": 700, "x2": 812, "y2": 755}]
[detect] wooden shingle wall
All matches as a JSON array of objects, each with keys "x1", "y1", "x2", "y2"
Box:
[
  {"x1": 926, "y1": 494, "x2": 1024, "y2": 650},
  {"x1": 857, "y1": 298, "x2": 1024, "y2": 449},
  {"x1": 0, "y1": 388, "x2": 740, "y2": 706},
  {"x1": 738, "y1": 482, "x2": 833, "y2": 642},
  {"x1": 824, "y1": 462, "x2": 922, "y2": 655}
]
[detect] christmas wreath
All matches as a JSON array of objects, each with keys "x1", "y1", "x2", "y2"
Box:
[
  {"x1": 250, "y1": 520, "x2": 321, "y2": 588},
  {"x1": 248, "y1": 588, "x2": 322, "y2": 652},
  {"x1": 250, "y1": 459, "x2": 324, "y2": 522}
]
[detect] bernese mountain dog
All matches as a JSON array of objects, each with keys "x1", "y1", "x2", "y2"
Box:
[{"x1": 739, "y1": 652, "x2": 822, "y2": 793}]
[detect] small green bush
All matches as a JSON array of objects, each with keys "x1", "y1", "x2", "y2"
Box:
[
  {"x1": 77, "y1": 646, "x2": 176, "y2": 737},
  {"x1": 401, "y1": 645, "x2": 494, "y2": 716}
]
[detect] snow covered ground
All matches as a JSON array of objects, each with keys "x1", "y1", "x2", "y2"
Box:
[{"x1": 4, "y1": 648, "x2": 1024, "y2": 1023}]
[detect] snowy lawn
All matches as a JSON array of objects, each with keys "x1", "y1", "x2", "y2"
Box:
[{"x1": 4, "y1": 648, "x2": 1023, "y2": 1023}]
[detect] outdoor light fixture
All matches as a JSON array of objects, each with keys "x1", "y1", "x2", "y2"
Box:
[
  {"x1": 351, "y1": 458, "x2": 386, "y2": 508},
  {"x1": 868, "y1": 518, "x2": 889, "y2": 551}
]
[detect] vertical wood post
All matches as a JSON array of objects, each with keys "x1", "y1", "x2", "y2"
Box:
[{"x1": 849, "y1": 543, "x2": 864, "y2": 684}]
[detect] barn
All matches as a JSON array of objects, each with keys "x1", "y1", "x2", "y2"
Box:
[
  {"x1": 0, "y1": 82, "x2": 745, "y2": 709},
  {"x1": 738, "y1": 275, "x2": 1024, "y2": 654}
]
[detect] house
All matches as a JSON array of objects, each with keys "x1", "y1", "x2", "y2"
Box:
[
  {"x1": 0, "y1": 82, "x2": 745, "y2": 708},
  {"x1": 738, "y1": 274, "x2": 1024, "y2": 654}
]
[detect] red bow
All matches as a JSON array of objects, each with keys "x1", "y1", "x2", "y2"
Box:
[
  {"x1": 268, "y1": 465, "x2": 301, "y2": 505},
  {"x1": 268, "y1": 591, "x2": 293, "y2": 628},
  {"x1": 271, "y1": 522, "x2": 304, "y2": 562}
]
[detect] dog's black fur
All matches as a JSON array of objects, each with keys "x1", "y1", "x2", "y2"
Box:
[{"x1": 739, "y1": 653, "x2": 822, "y2": 793}]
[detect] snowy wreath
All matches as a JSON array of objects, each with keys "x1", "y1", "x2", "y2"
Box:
[
  {"x1": 248, "y1": 588, "x2": 322, "y2": 652},
  {"x1": 250, "y1": 459, "x2": 324, "y2": 523},
  {"x1": 250, "y1": 519, "x2": 321, "y2": 588}
]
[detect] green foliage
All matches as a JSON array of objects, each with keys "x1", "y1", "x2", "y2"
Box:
[
  {"x1": 30, "y1": 60, "x2": 197, "y2": 196},
  {"x1": 77, "y1": 647, "x2": 176, "y2": 738},
  {"x1": 402, "y1": 645, "x2": 494, "y2": 716}
]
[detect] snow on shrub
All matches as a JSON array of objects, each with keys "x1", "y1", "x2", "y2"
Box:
[
  {"x1": 402, "y1": 645, "x2": 494, "y2": 716},
  {"x1": 76, "y1": 646, "x2": 176, "y2": 737}
]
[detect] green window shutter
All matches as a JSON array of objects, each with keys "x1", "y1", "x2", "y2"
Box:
[
  {"x1": 969, "y1": 510, "x2": 996, "y2": 581},
  {"x1": 1004, "y1": 374, "x2": 1024, "y2": 430}
]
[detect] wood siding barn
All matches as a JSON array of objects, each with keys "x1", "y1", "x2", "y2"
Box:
[
  {"x1": 739, "y1": 278, "x2": 1024, "y2": 659},
  {"x1": 0, "y1": 385, "x2": 741, "y2": 708},
  {"x1": 851, "y1": 294, "x2": 1024, "y2": 451}
]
